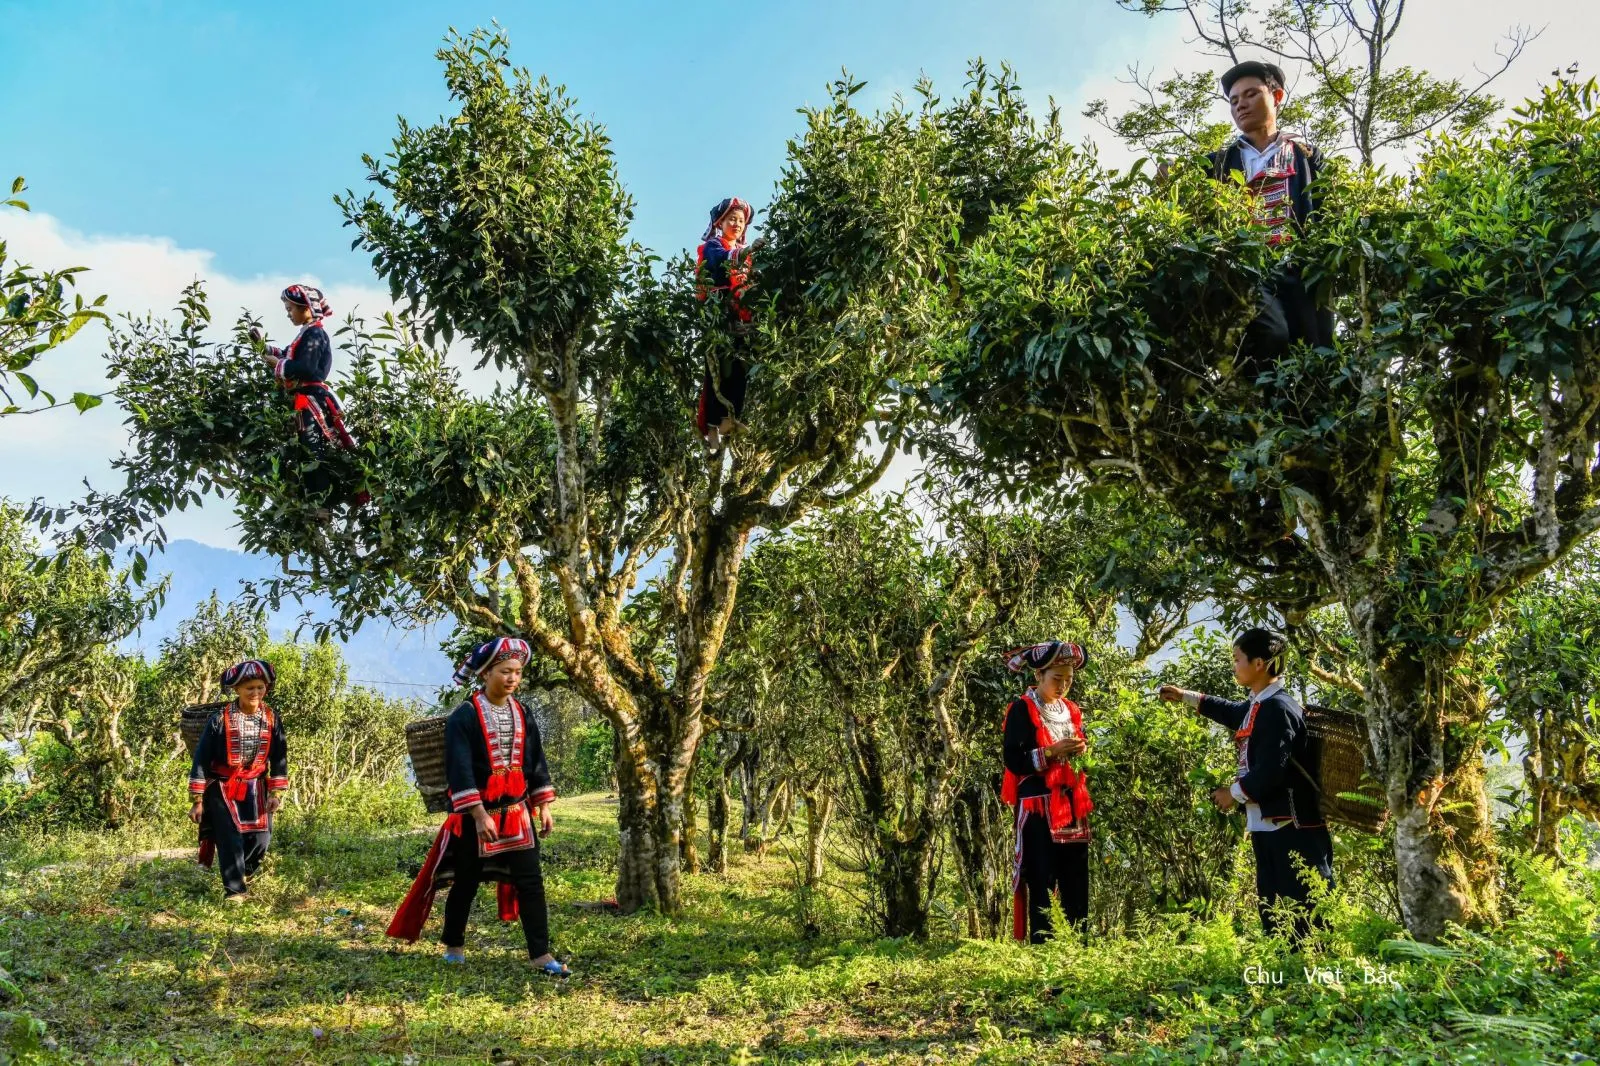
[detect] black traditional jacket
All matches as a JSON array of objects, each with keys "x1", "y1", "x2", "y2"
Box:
[
  {"x1": 270, "y1": 323, "x2": 333, "y2": 386},
  {"x1": 188, "y1": 704, "x2": 288, "y2": 832},
  {"x1": 444, "y1": 692, "x2": 556, "y2": 813},
  {"x1": 1206, "y1": 135, "x2": 1322, "y2": 236},
  {"x1": 1198, "y1": 688, "x2": 1325, "y2": 829}
]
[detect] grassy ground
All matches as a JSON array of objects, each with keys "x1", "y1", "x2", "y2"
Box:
[{"x1": 0, "y1": 791, "x2": 1594, "y2": 1065}]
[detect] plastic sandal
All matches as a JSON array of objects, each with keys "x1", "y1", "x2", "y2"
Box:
[
  {"x1": 442, "y1": 948, "x2": 465, "y2": 964},
  {"x1": 535, "y1": 958, "x2": 570, "y2": 978}
]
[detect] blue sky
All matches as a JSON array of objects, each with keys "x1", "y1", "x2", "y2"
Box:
[
  {"x1": 2, "y1": 0, "x2": 1591, "y2": 552},
  {"x1": 1, "y1": 0, "x2": 1154, "y2": 285},
  {"x1": 3, "y1": 0, "x2": 1592, "y2": 678}
]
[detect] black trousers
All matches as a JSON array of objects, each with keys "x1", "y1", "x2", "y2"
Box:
[
  {"x1": 699, "y1": 351, "x2": 749, "y2": 431},
  {"x1": 296, "y1": 417, "x2": 337, "y2": 501},
  {"x1": 440, "y1": 821, "x2": 550, "y2": 958},
  {"x1": 1021, "y1": 813, "x2": 1089, "y2": 943},
  {"x1": 1251, "y1": 825, "x2": 1335, "y2": 944},
  {"x1": 1239, "y1": 268, "x2": 1335, "y2": 374},
  {"x1": 204, "y1": 789, "x2": 269, "y2": 896}
]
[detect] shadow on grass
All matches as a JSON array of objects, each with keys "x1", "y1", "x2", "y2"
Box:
[
  {"x1": 1, "y1": 797, "x2": 1073, "y2": 1064},
  {"x1": 5, "y1": 902, "x2": 1022, "y2": 1064}
]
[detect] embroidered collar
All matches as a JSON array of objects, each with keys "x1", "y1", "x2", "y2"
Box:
[
  {"x1": 1025, "y1": 687, "x2": 1076, "y2": 735},
  {"x1": 472, "y1": 691, "x2": 527, "y2": 803},
  {"x1": 1235, "y1": 680, "x2": 1287, "y2": 740},
  {"x1": 1252, "y1": 680, "x2": 1285, "y2": 705},
  {"x1": 224, "y1": 702, "x2": 273, "y2": 778}
]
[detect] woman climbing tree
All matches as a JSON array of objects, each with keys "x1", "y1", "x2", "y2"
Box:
[
  {"x1": 695, "y1": 197, "x2": 754, "y2": 451},
  {"x1": 249, "y1": 284, "x2": 361, "y2": 507}
]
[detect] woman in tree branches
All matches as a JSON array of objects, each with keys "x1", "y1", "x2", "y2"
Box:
[
  {"x1": 1001, "y1": 640, "x2": 1093, "y2": 942},
  {"x1": 387, "y1": 638, "x2": 568, "y2": 975},
  {"x1": 188, "y1": 659, "x2": 288, "y2": 903},
  {"x1": 695, "y1": 197, "x2": 755, "y2": 451},
  {"x1": 248, "y1": 284, "x2": 360, "y2": 506}
]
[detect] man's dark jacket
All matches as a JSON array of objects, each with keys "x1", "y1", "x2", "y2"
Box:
[
  {"x1": 1206, "y1": 136, "x2": 1323, "y2": 233},
  {"x1": 1199, "y1": 688, "x2": 1325, "y2": 828}
]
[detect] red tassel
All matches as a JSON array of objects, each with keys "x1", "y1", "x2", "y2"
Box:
[
  {"x1": 508, "y1": 768, "x2": 526, "y2": 796},
  {"x1": 485, "y1": 772, "x2": 505, "y2": 803},
  {"x1": 496, "y1": 881, "x2": 519, "y2": 922}
]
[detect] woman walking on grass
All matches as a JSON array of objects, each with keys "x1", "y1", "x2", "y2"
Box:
[
  {"x1": 387, "y1": 637, "x2": 569, "y2": 976},
  {"x1": 1000, "y1": 640, "x2": 1093, "y2": 942},
  {"x1": 188, "y1": 659, "x2": 288, "y2": 903}
]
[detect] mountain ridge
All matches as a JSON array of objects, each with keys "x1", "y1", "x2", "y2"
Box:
[{"x1": 124, "y1": 539, "x2": 453, "y2": 693}]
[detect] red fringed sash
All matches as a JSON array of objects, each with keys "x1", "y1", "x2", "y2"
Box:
[
  {"x1": 386, "y1": 813, "x2": 519, "y2": 943},
  {"x1": 222, "y1": 703, "x2": 273, "y2": 802},
  {"x1": 196, "y1": 704, "x2": 275, "y2": 865},
  {"x1": 1000, "y1": 693, "x2": 1092, "y2": 831}
]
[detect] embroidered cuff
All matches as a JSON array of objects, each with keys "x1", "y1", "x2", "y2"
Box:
[
  {"x1": 188, "y1": 779, "x2": 208, "y2": 795},
  {"x1": 273, "y1": 356, "x2": 287, "y2": 380},
  {"x1": 1231, "y1": 781, "x2": 1250, "y2": 804},
  {"x1": 528, "y1": 786, "x2": 556, "y2": 805},
  {"x1": 450, "y1": 788, "x2": 483, "y2": 811},
  {"x1": 1031, "y1": 747, "x2": 1048, "y2": 772},
  {"x1": 267, "y1": 777, "x2": 288, "y2": 791}
]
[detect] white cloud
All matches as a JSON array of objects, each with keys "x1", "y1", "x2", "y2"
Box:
[
  {"x1": 1050, "y1": 22, "x2": 1199, "y2": 170},
  {"x1": 0, "y1": 211, "x2": 514, "y2": 549}
]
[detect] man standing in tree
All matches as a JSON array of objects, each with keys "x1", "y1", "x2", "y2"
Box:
[{"x1": 1209, "y1": 60, "x2": 1334, "y2": 369}]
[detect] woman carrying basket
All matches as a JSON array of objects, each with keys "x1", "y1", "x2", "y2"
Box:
[
  {"x1": 387, "y1": 638, "x2": 568, "y2": 976},
  {"x1": 1001, "y1": 640, "x2": 1093, "y2": 943},
  {"x1": 1159, "y1": 627, "x2": 1333, "y2": 944},
  {"x1": 187, "y1": 659, "x2": 288, "y2": 903}
]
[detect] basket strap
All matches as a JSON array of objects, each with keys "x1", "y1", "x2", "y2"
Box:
[{"x1": 1287, "y1": 754, "x2": 1322, "y2": 794}]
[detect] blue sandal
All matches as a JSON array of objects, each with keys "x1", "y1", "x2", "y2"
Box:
[
  {"x1": 442, "y1": 948, "x2": 465, "y2": 964},
  {"x1": 535, "y1": 958, "x2": 570, "y2": 978}
]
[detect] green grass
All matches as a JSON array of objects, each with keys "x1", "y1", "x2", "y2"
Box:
[{"x1": 0, "y1": 792, "x2": 1595, "y2": 1064}]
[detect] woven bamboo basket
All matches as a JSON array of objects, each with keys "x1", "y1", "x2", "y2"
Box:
[
  {"x1": 405, "y1": 714, "x2": 451, "y2": 813},
  {"x1": 180, "y1": 701, "x2": 229, "y2": 757},
  {"x1": 1304, "y1": 703, "x2": 1387, "y2": 833}
]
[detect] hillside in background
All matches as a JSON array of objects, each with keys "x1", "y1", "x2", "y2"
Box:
[{"x1": 123, "y1": 539, "x2": 453, "y2": 695}]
